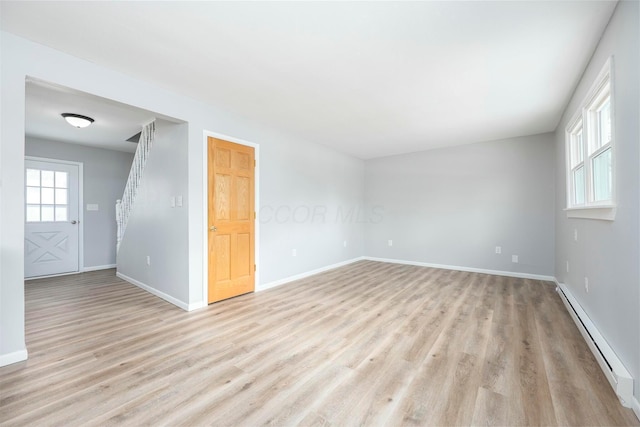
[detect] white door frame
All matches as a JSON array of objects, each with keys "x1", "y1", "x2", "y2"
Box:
[
  {"x1": 25, "y1": 156, "x2": 84, "y2": 279},
  {"x1": 202, "y1": 130, "x2": 260, "y2": 306}
]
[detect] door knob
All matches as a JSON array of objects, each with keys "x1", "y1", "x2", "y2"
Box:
[
  {"x1": 71, "y1": 220, "x2": 78, "y2": 225},
  {"x1": 210, "y1": 226, "x2": 217, "y2": 232}
]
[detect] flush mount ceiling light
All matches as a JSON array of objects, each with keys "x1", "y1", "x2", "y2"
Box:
[{"x1": 61, "y1": 113, "x2": 94, "y2": 128}]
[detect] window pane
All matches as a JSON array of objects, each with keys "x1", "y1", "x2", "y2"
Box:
[
  {"x1": 41, "y1": 205, "x2": 54, "y2": 222},
  {"x1": 55, "y1": 188, "x2": 68, "y2": 205},
  {"x1": 26, "y1": 205, "x2": 40, "y2": 222},
  {"x1": 55, "y1": 171, "x2": 68, "y2": 189},
  {"x1": 41, "y1": 187, "x2": 54, "y2": 204},
  {"x1": 41, "y1": 170, "x2": 55, "y2": 187},
  {"x1": 26, "y1": 187, "x2": 40, "y2": 204},
  {"x1": 26, "y1": 169, "x2": 40, "y2": 186},
  {"x1": 598, "y1": 98, "x2": 611, "y2": 145},
  {"x1": 593, "y1": 147, "x2": 612, "y2": 202},
  {"x1": 571, "y1": 130, "x2": 583, "y2": 168},
  {"x1": 573, "y1": 166, "x2": 585, "y2": 205},
  {"x1": 55, "y1": 206, "x2": 68, "y2": 222},
  {"x1": 576, "y1": 131, "x2": 583, "y2": 163}
]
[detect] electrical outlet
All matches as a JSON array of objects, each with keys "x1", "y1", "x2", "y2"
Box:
[
  {"x1": 343, "y1": 240, "x2": 347, "y2": 248},
  {"x1": 566, "y1": 261, "x2": 570, "y2": 273},
  {"x1": 292, "y1": 249, "x2": 297, "y2": 257},
  {"x1": 585, "y1": 277, "x2": 589, "y2": 293},
  {"x1": 574, "y1": 229, "x2": 578, "y2": 242},
  {"x1": 388, "y1": 240, "x2": 393, "y2": 247},
  {"x1": 495, "y1": 246, "x2": 502, "y2": 254},
  {"x1": 146, "y1": 256, "x2": 151, "y2": 266},
  {"x1": 512, "y1": 255, "x2": 519, "y2": 263}
]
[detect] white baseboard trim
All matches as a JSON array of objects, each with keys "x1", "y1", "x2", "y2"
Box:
[
  {"x1": 116, "y1": 272, "x2": 189, "y2": 312},
  {"x1": 0, "y1": 349, "x2": 28, "y2": 367},
  {"x1": 187, "y1": 301, "x2": 206, "y2": 311},
  {"x1": 555, "y1": 281, "x2": 634, "y2": 409},
  {"x1": 364, "y1": 256, "x2": 555, "y2": 281},
  {"x1": 258, "y1": 257, "x2": 366, "y2": 291},
  {"x1": 83, "y1": 264, "x2": 116, "y2": 272}
]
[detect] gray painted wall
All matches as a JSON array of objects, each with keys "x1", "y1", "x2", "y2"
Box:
[
  {"x1": 554, "y1": 0, "x2": 639, "y2": 399},
  {"x1": 365, "y1": 133, "x2": 555, "y2": 277},
  {"x1": 0, "y1": 29, "x2": 367, "y2": 360},
  {"x1": 2, "y1": 10, "x2": 637, "y2": 409},
  {"x1": 117, "y1": 120, "x2": 190, "y2": 303},
  {"x1": 117, "y1": 119, "x2": 365, "y2": 304},
  {"x1": 259, "y1": 133, "x2": 365, "y2": 285},
  {"x1": 25, "y1": 137, "x2": 133, "y2": 269}
]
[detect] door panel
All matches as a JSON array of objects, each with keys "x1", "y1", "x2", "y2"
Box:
[
  {"x1": 237, "y1": 233, "x2": 251, "y2": 276},
  {"x1": 208, "y1": 137, "x2": 255, "y2": 303},
  {"x1": 25, "y1": 159, "x2": 80, "y2": 278}
]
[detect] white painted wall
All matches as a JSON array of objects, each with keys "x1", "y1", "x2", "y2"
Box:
[
  {"x1": 365, "y1": 133, "x2": 555, "y2": 277},
  {"x1": 0, "y1": 32, "x2": 366, "y2": 362},
  {"x1": 25, "y1": 137, "x2": 133, "y2": 269},
  {"x1": 117, "y1": 120, "x2": 190, "y2": 304},
  {"x1": 0, "y1": 32, "x2": 27, "y2": 365},
  {"x1": 554, "y1": 0, "x2": 639, "y2": 401}
]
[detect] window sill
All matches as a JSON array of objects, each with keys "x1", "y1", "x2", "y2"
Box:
[{"x1": 565, "y1": 205, "x2": 616, "y2": 221}]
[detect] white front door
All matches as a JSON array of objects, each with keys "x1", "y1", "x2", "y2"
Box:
[{"x1": 25, "y1": 159, "x2": 80, "y2": 278}]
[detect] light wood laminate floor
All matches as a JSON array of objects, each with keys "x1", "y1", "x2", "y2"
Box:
[{"x1": 1, "y1": 261, "x2": 638, "y2": 426}]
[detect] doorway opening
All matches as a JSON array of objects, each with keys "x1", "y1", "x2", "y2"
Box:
[{"x1": 24, "y1": 158, "x2": 82, "y2": 278}]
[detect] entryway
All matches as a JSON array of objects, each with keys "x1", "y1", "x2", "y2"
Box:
[{"x1": 24, "y1": 158, "x2": 81, "y2": 278}]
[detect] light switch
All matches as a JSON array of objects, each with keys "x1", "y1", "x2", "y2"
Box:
[
  {"x1": 170, "y1": 196, "x2": 176, "y2": 208},
  {"x1": 177, "y1": 195, "x2": 183, "y2": 207},
  {"x1": 86, "y1": 204, "x2": 99, "y2": 211}
]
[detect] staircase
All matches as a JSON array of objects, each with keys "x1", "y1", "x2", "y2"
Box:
[{"x1": 116, "y1": 120, "x2": 155, "y2": 251}]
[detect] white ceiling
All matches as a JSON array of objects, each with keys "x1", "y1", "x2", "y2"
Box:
[
  {"x1": 2, "y1": 1, "x2": 617, "y2": 159},
  {"x1": 25, "y1": 79, "x2": 158, "y2": 153}
]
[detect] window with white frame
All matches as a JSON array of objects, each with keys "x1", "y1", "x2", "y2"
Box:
[
  {"x1": 25, "y1": 168, "x2": 69, "y2": 222},
  {"x1": 565, "y1": 58, "x2": 614, "y2": 219}
]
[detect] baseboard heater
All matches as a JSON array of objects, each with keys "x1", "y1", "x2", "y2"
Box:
[{"x1": 556, "y1": 284, "x2": 634, "y2": 408}]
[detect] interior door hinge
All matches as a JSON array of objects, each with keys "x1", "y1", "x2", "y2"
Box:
[
  {"x1": 254, "y1": 211, "x2": 256, "y2": 219},
  {"x1": 254, "y1": 160, "x2": 256, "y2": 167},
  {"x1": 254, "y1": 264, "x2": 256, "y2": 272}
]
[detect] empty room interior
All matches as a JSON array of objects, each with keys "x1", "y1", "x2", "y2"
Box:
[{"x1": 1, "y1": 1, "x2": 639, "y2": 426}]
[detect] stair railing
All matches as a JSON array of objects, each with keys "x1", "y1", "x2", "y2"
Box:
[{"x1": 116, "y1": 120, "x2": 155, "y2": 251}]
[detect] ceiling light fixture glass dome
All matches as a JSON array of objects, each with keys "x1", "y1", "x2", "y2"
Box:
[{"x1": 61, "y1": 113, "x2": 94, "y2": 128}]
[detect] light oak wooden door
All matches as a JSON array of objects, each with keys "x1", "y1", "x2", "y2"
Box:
[{"x1": 208, "y1": 137, "x2": 255, "y2": 303}]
